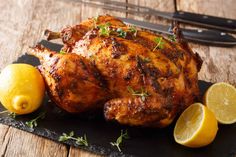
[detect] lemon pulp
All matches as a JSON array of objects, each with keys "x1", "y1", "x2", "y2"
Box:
[
  {"x1": 204, "y1": 82, "x2": 236, "y2": 124},
  {"x1": 174, "y1": 103, "x2": 218, "y2": 148}
]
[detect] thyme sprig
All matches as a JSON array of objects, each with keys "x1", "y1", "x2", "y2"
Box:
[
  {"x1": 0, "y1": 110, "x2": 8, "y2": 114},
  {"x1": 0, "y1": 110, "x2": 17, "y2": 118},
  {"x1": 128, "y1": 26, "x2": 138, "y2": 37},
  {"x1": 98, "y1": 22, "x2": 112, "y2": 36},
  {"x1": 153, "y1": 37, "x2": 165, "y2": 51},
  {"x1": 92, "y1": 16, "x2": 99, "y2": 28},
  {"x1": 143, "y1": 57, "x2": 151, "y2": 63},
  {"x1": 9, "y1": 112, "x2": 17, "y2": 118},
  {"x1": 110, "y1": 130, "x2": 129, "y2": 152},
  {"x1": 116, "y1": 28, "x2": 127, "y2": 38},
  {"x1": 25, "y1": 111, "x2": 46, "y2": 129},
  {"x1": 59, "y1": 131, "x2": 88, "y2": 146},
  {"x1": 168, "y1": 35, "x2": 176, "y2": 42},
  {"x1": 59, "y1": 50, "x2": 66, "y2": 54},
  {"x1": 97, "y1": 22, "x2": 139, "y2": 39},
  {"x1": 127, "y1": 86, "x2": 150, "y2": 101}
]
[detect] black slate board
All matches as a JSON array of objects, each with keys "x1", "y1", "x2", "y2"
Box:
[{"x1": 0, "y1": 40, "x2": 236, "y2": 157}]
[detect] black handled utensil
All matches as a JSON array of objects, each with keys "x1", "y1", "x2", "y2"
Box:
[
  {"x1": 78, "y1": 0, "x2": 236, "y2": 33},
  {"x1": 172, "y1": 11, "x2": 236, "y2": 33},
  {"x1": 119, "y1": 17, "x2": 236, "y2": 47}
]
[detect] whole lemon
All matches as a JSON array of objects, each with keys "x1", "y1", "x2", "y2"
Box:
[{"x1": 0, "y1": 64, "x2": 45, "y2": 115}]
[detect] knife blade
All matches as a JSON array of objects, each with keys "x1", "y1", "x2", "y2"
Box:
[
  {"x1": 119, "y1": 17, "x2": 236, "y2": 47},
  {"x1": 78, "y1": 0, "x2": 236, "y2": 33}
]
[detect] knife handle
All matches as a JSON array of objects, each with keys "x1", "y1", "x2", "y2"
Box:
[
  {"x1": 173, "y1": 11, "x2": 236, "y2": 33},
  {"x1": 181, "y1": 28, "x2": 236, "y2": 47}
]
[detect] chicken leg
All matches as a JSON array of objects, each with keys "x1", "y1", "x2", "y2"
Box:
[{"x1": 28, "y1": 45, "x2": 109, "y2": 113}]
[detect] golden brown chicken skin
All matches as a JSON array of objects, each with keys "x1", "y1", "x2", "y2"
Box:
[
  {"x1": 45, "y1": 15, "x2": 126, "y2": 52},
  {"x1": 29, "y1": 45, "x2": 108, "y2": 113},
  {"x1": 30, "y1": 15, "x2": 202, "y2": 127}
]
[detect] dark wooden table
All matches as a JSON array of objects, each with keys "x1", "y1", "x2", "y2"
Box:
[{"x1": 0, "y1": 0, "x2": 235, "y2": 156}]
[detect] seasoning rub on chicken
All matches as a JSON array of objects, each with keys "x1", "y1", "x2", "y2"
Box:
[{"x1": 29, "y1": 15, "x2": 202, "y2": 128}]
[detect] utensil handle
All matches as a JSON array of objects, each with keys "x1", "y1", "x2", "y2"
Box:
[
  {"x1": 119, "y1": 17, "x2": 236, "y2": 46},
  {"x1": 181, "y1": 28, "x2": 236, "y2": 46},
  {"x1": 173, "y1": 11, "x2": 236, "y2": 33}
]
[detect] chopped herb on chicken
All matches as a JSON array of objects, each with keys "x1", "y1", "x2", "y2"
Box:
[
  {"x1": 128, "y1": 26, "x2": 138, "y2": 37},
  {"x1": 98, "y1": 22, "x2": 112, "y2": 36},
  {"x1": 153, "y1": 37, "x2": 165, "y2": 51},
  {"x1": 116, "y1": 28, "x2": 127, "y2": 38},
  {"x1": 127, "y1": 86, "x2": 150, "y2": 101}
]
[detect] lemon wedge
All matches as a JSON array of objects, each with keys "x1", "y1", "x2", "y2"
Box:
[
  {"x1": 204, "y1": 82, "x2": 236, "y2": 124},
  {"x1": 174, "y1": 103, "x2": 218, "y2": 148}
]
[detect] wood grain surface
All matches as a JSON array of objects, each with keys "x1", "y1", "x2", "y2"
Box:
[
  {"x1": 177, "y1": 0, "x2": 236, "y2": 86},
  {"x1": 0, "y1": 0, "x2": 235, "y2": 156}
]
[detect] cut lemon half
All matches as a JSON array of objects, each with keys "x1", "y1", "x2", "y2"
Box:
[
  {"x1": 174, "y1": 103, "x2": 218, "y2": 148},
  {"x1": 204, "y1": 82, "x2": 236, "y2": 124}
]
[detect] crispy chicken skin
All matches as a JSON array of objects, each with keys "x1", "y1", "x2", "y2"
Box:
[
  {"x1": 29, "y1": 15, "x2": 202, "y2": 127},
  {"x1": 29, "y1": 45, "x2": 108, "y2": 113}
]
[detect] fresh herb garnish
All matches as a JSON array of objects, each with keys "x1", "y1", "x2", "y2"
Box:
[
  {"x1": 0, "y1": 110, "x2": 8, "y2": 114},
  {"x1": 8, "y1": 112, "x2": 17, "y2": 118},
  {"x1": 59, "y1": 131, "x2": 88, "y2": 146},
  {"x1": 94, "y1": 16, "x2": 99, "y2": 22},
  {"x1": 153, "y1": 37, "x2": 165, "y2": 51},
  {"x1": 127, "y1": 86, "x2": 150, "y2": 101},
  {"x1": 110, "y1": 130, "x2": 129, "y2": 152},
  {"x1": 116, "y1": 28, "x2": 127, "y2": 38},
  {"x1": 98, "y1": 22, "x2": 111, "y2": 37},
  {"x1": 0, "y1": 110, "x2": 17, "y2": 118},
  {"x1": 25, "y1": 111, "x2": 46, "y2": 129},
  {"x1": 168, "y1": 35, "x2": 176, "y2": 42},
  {"x1": 59, "y1": 50, "x2": 66, "y2": 54},
  {"x1": 143, "y1": 57, "x2": 151, "y2": 63},
  {"x1": 128, "y1": 26, "x2": 138, "y2": 37},
  {"x1": 92, "y1": 16, "x2": 99, "y2": 28}
]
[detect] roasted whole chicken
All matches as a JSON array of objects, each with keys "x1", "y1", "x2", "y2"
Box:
[{"x1": 29, "y1": 15, "x2": 202, "y2": 128}]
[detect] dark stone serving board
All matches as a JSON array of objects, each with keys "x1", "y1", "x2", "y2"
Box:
[{"x1": 0, "y1": 40, "x2": 235, "y2": 157}]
